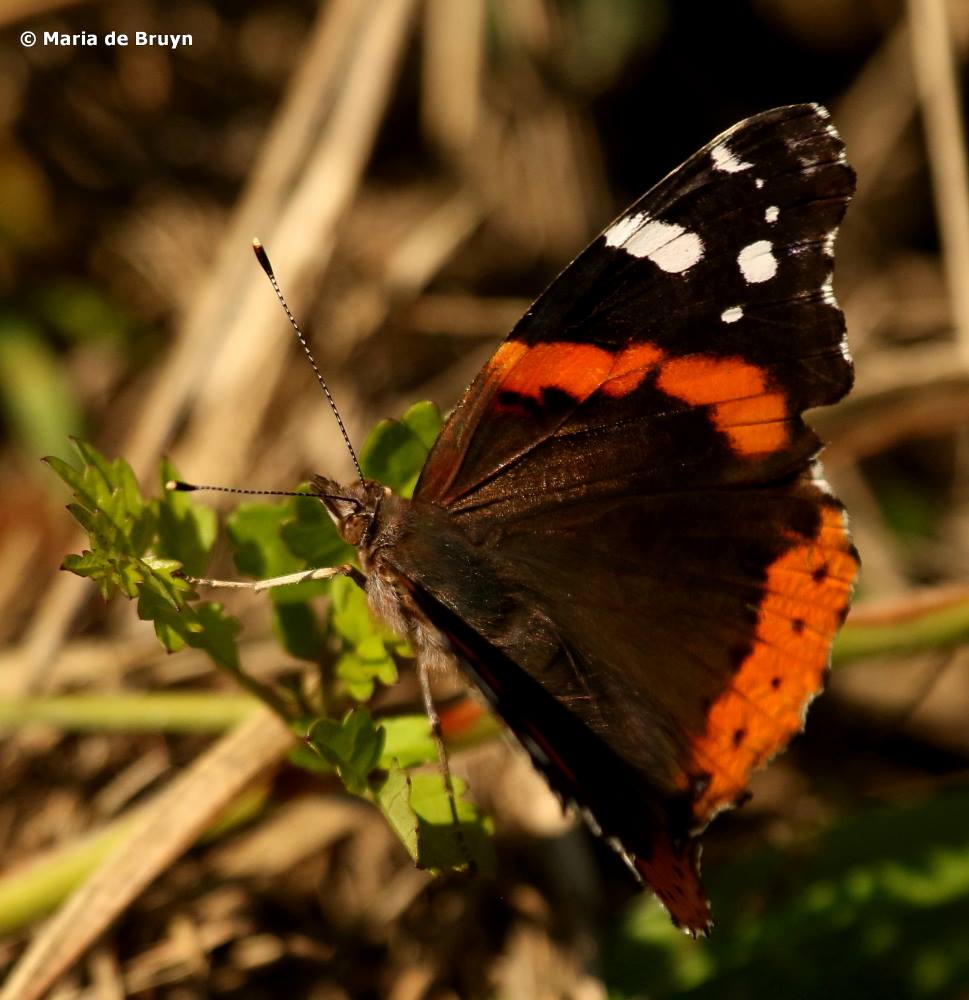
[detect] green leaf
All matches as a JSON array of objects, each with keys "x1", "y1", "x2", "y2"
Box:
[
  {"x1": 33, "y1": 278, "x2": 132, "y2": 344},
  {"x1": 226, "y1": 502, "x2": 298, "y2": 577},
  {"x1": 311, "y1": 711, "x2": 492, "y2": 875},
  {"x1": 49, "y1": 441, "x2": 155, "y2": 557},
  {"x1": 604, "y1": 787, "x2": 969, "y2": 1000},
  {"x1": 272, "y1": 601, "x2": 324, "y2": 662},
  {"x1": 0, "y1": 319, "x2": 83, "y2": 461},
  {"x1": 379, "y1": 713, "x2": 437, "y2": 769},
  {"x1": 45, "y1": 453, "x2": 85, "y2": 498},
  {"x1": 401, "y1": 400, "x2": 443, "y2": 451},
  {"x1": 155, "y1": 459, "x2": 216, "y2": 577},
  {"x1": 280, "y1": 493, "x2": 353, "y2": 567},
  {"x1": 307, "y1": 708, "x2": 386, "y2": 795},
  {"x1": 134, "y1": 572, "x2": 239, "y2": 669},
  {"x1": 188, "y1": 603, "x2": 241, "y2": 670},
  {"x1": 62, "y1": 550, "x2": 136, "y2": 601},
  {"x1": 359, "y1": 400, "x2": 442, "y2": 498},
  {"x1": 371, "y1": 761, "x2": 420, "y2": 861},
  {"x1": 329, "y1": 575, "x2": 377, "y2": 646},
  {"x1": 136, "y1": 582, "x2": 188, "y2": 654},
  {"x1": 335, "y1": 634, "x2": 398, "y2": 702},
  {"x1": 226, "y1": 502, "x2": 326, "y2": 604},
  {"x1": 409, "y1": 773, "x2": 495, "y2": 874}
]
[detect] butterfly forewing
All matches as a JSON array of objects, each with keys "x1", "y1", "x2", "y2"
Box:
[{"x1": 416, "y1": 104, "x2": 853, "y2": 519}]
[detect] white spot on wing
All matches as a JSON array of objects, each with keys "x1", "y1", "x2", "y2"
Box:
[
  {"x1": 737, "y1": 240, "x2": 778, "y2": 283},
  {"x1": 604, "y1": 212, "x2": 704, "y2": 272},
  {"x1": 765, "y1": 205, "x2": 779, "y2": 224},
  {"x1": 711, "y1": 141, "x2": 753, "y2": 173},
  {"x1": 821, "y1": 276, "x2": 836, "y2": 305},
  {"x1": 809, "y1": 459, "x2": 836, "y2": 497},
  {"x1": 755, "y1": 178, "x2": 764, "y2": 189},
  {"x1": 824, "y1": 227, "x2": 838, "y2": 256},
  {"x1": 721, "y1": 305, "x2": 743, "y2": 323}
]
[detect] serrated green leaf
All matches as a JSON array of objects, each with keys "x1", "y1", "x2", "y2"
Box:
[
  {"x1": 138, "y1": 563, "x2": 187, "y2": 609},
  {"x1": 410, "y1": 773, "x2": 495, "y2": 874},
  {"x1": 44, "y1": 454, "x2": 85, "y2": 496},
  {"x1": 64, "y1": 501, "x2": 98, "y2": 535},
  {"x1": 137, "y1": 585, "x2": 188, "y2": 653},
  {"x1": 46, "y1": 451, "x2": 103, "y2": 516},
  {"x1": 116, "y1": 559, "x2": 143, "y2": 599},
  {"x1": 62, "y1": 550, "x2": 109, "y2": 576},
  {"x1": 70, "y1": 437, "x2": 116, "y2": 496},
  {"x1": 135, "y1": 579, "x2": 239, "y2": 668},
  {"x1": 62, "y1": 549, "x2": 123, "y2": 600},
  {"x1": 155, "y1": 459, "x2": 217, "y2": 576},
  {"x1": 307, "y1": 708, "x2": 386, "y2": 795},
  {"x1": 372, "y1": 761, "x2": 419, "y2": 861},
  {"x1": 49, "y1": 440, "x2": 243, "y2": 674},
  {"x1": 51, "y1": 441, "x2": 155, "y2": 558}
]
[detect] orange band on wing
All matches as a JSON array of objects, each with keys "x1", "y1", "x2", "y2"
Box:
[
  {"x1": 688, "y1": 504, "x2": 857, "y2": 823},
  {"x1": 487, "y1": 341, "x2": 663, "y2": 402},
  {"x1": 486, "y1": 341, "x2": 788, "y2": 458},
  {"x1": 657, "y1": 356, "x2": 789, "y2": 456}
]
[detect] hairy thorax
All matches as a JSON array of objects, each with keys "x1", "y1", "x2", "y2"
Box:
[{"x1": 314, "y1": 477, "x2": 460, "y2": 675}]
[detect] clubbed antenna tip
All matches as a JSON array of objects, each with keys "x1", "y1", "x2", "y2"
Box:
[
  {"x1": 251, "y1": 237, "x2": 273, "y2": 279},
  {"x1": 252, "y1": 239, "x2": 364, "y2": 484}
]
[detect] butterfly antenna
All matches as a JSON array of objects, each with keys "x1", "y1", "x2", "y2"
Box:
[
  {"x1": 166, "y1": 481, "x2": 312, "y2": 498},
  {"x1": 252, "y1": 238, "x2": 364, "y2": 484}
]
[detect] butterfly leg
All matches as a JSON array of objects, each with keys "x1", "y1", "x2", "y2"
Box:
[
  {"x1": 417, "y1": 655, "x2": 476, "y2": 875},
  {"x1": 179, "y1": 564, "x2": 366, "y2": 591}
]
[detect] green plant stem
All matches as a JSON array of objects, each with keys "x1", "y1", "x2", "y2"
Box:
[
  {"x1": 0, "y1": 693, "x2": 257, "y2": 732},
  {"x1": 0, "y1": 787, "x2": 267, "y2": 937},
  {"x1": 5, "y1": 588, "x2": 969, "y2": 738},
  {"x1": 213, "y1": 661, "x2": 297, "y2": 726},
  {"x1": 2, "y1": 589, "x2": 966, "y2": 737},
  {"x1": 834, "y1": 591, "x2": 969, "y2": 665}
]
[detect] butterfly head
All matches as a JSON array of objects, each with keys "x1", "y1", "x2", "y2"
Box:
[{"x1": 311, "y1": 475, "x2": 386, "y2": 546}]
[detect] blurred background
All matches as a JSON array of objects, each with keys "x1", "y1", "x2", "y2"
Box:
[{"x1": 2, "y1": 0, "x2": 969, "y2": 997}]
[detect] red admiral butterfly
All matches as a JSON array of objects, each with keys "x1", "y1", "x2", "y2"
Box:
[{"x1": 196, "y1": 103, "x2": 859, "y2": 934}]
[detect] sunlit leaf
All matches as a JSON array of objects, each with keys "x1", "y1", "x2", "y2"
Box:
[
  {"x1": 156, "y1": 459, "x2": 216, "y2": 577},
  {"x1": 359, "y1": 400, "x2": 442, "y2": 498}
]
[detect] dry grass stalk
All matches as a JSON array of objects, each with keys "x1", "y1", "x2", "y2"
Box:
[{"x1": 907, "y1": 0, "x2": 969, "y2": 365}]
